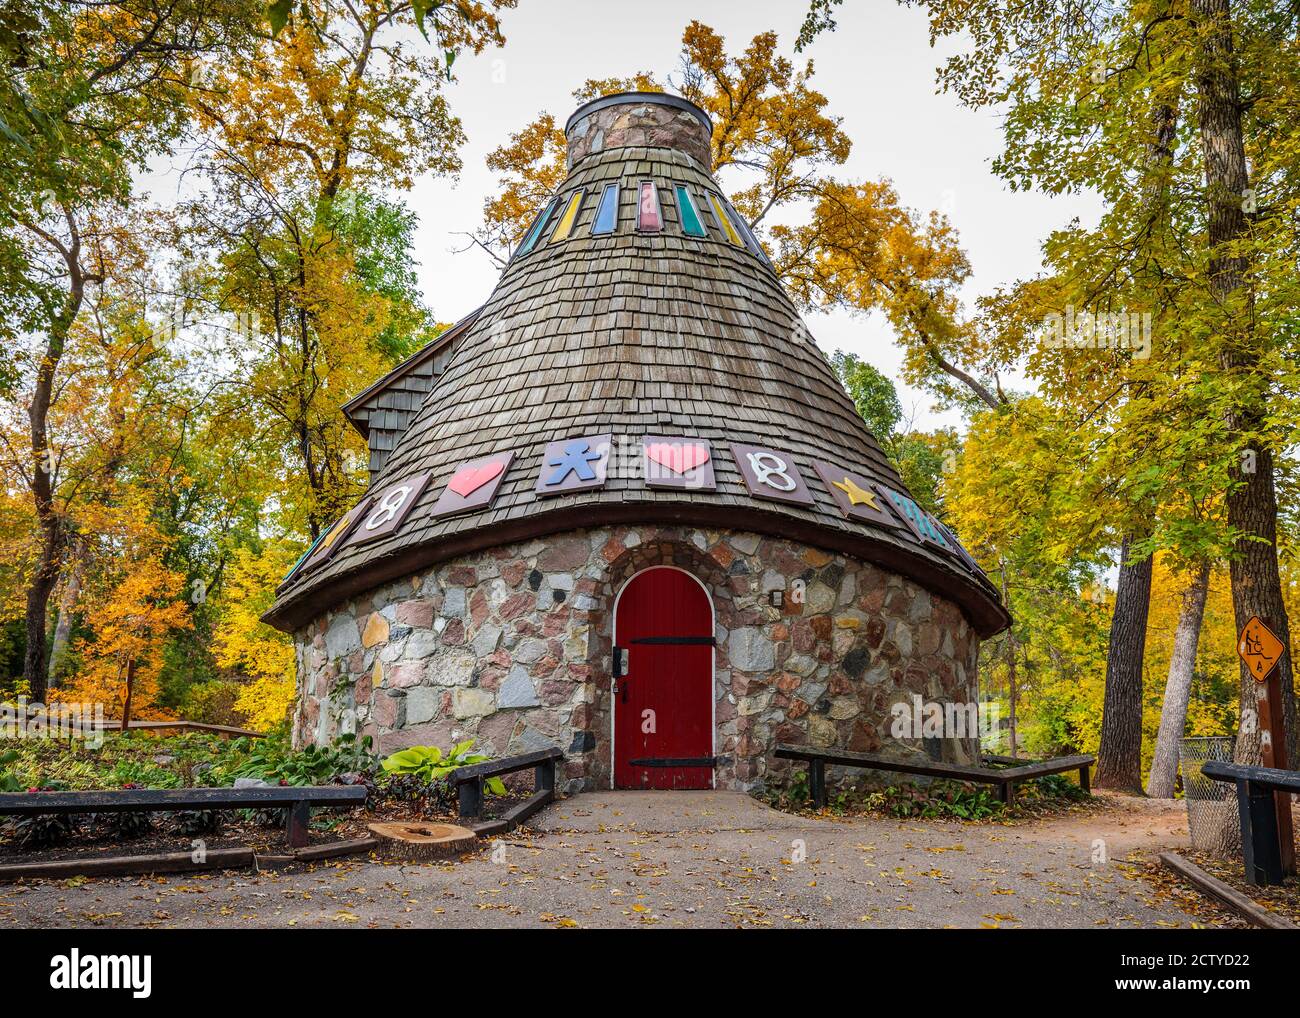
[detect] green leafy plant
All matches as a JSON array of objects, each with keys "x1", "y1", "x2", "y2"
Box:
[
  {"x1": 0, "y1": 749, "x2": 21, "y2": 792},
  {"x1": 228, "y1": 731, "x2": 377, "y2": 786},
  {"x1": 865, "y1": 781, "x2": 1005, "y2": 820},
  {"x1": 172, "y1": 809, "x2": 221, "y2": 836},
  {"x1": 5, "y1": 812, "x2": 76, "y2": 848},
  {"x1": 380, "y1": 740, "x2": 507, "y2": 795}
]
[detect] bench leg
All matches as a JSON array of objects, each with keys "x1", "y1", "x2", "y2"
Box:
[
  {"x1": 809, "y1": 759, "x2": 826, "y2": 809},
  {"x1": 535, "y1": 759, "x2": 555, "y2": 796},
  {"x1": 998, "y1": 781, "x2": 1013, "y2": 806},
  {"x1": 458, "y1": 777, "x2": 485, "y2": 819},
  {"x1": 1239, "y1": 779, "x2": 1284, "y2": 886},
  {"x1": 286, "y1": 801, "x2": 311, "y2": 849},
  {"x1": 1078, "y1": 765, "x2": 1091, "y2": 795}
]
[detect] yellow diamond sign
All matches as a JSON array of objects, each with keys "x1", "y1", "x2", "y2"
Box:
[{"x1": 1237, "y1": 616, "x2": 1285, "y2": 682}]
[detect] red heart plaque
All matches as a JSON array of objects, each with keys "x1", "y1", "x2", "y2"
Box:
[
  {"x1": 448, "y1": 459, "x2": 504, "y2": 497},
  {"x1": 646, "y1": 442, "x2": 710, "y2": 475}
]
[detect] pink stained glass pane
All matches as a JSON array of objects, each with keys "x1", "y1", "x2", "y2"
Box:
[{"x1": 638, "y1": 181, "x2": 661, "y2": 231}]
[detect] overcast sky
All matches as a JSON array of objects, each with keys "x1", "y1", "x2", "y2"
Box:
[
  {"x1": 144, "y1": 1, "x2": 1102, "y2": 433},
  {"x1": 404, "y1": 0, "x2": 1102, "y2": 431}
]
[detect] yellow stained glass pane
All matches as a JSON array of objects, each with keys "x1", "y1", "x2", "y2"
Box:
[
  {"x1": 708, "y1": 193, "x2": 742, "y2": 246},
  {"x1": 550, "y1": 190, "x2": 584, "y2": 242}
]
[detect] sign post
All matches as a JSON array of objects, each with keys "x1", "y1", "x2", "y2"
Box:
[{"x1": 1236, "y1": 616, "x2": 1296, "y2": 876}]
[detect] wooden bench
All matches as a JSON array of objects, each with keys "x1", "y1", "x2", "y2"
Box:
[
  {"x1": 0, "y1": 785, "x2": 368, "y2": 849},
  {"x1": 775, "y1": 744, "x2": 1094, "y2": 809},
  {"x1": 1201, "y1": 760, "x2": 1299, "y2": 886},
  {"x1": 451, "y1": 747, "x2": 562, "y2": 834}
]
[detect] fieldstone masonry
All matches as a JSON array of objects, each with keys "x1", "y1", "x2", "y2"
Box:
[
  {"x1": 293, "y1": 525, "x2": 981, "y2": 794},
  {"x1": 565, "y1": 99, "x2": 713, "y2": 171}
]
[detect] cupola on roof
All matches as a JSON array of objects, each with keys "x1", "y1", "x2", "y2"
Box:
[{"x1": 265, "y1": 91, "x2": 1009, "y2": 638}]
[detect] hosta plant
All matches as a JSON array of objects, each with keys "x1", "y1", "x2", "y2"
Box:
[{"x1": 380, "y1": 740, "x2": 507, "y2": 795}]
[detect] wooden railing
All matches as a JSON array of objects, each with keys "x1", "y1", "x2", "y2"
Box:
[
  {"x1": 450, "y1": 746, "x2": 563, "y2": 835},
  {"x1": 1202, "y1": 760, "x2": 1299, "y2": 886}
]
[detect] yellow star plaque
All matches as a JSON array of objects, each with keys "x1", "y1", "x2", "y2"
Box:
[{"x1": 832, "y1": 476, "x2": 881, "y2": 510}]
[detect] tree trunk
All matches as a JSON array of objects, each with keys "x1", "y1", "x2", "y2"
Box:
[
  {"x1": 21, "y1": 204, "x2": 88, "y2": 703},
  {"x1": 1095, "y1": 532, "x2": 1154, "y2": 791},
  {"x1": 22, "y1": 529, "x2": 62, "y2": 703},
  {"x1": 1146, "y1": 560, "x2": 1212, "y2": 798},
  {"x1": 999, "y1": 563, "x2": 1018, "y2": 758},
  {"x1": 1192, "y1": 0, "x2": 1297, "y2": 766},
  {"x1": 47, "y1": 550, "x2": 83, "y2": 688},
  {"x1": 120, "y1": 657, "x2": 136, "y2": 731}
]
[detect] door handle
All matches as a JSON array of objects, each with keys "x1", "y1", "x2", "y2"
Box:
[{"x1": 613, "y1": 645, "x2": 629, "y2": 702}]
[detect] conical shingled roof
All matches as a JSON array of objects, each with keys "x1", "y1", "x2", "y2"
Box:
[{"x1": 266, "y1": 93, "x2": 1009, "y2": 636}]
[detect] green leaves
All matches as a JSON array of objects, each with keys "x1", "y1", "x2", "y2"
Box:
[
  {"x1": 379, "y1": 739, "x2": 504, "y2": 793},
  {"x1": 266, "y1": 0, "x2": 294, "y2": 38},
  {"x1": 0, "y1": 748, "x2": 21, "y2": 792}
]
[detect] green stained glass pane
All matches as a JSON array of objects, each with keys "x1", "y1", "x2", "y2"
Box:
[
  {"x1": 515, "y1": 196, "x2": 560, "y2": 257},
  {"x1": 675, "y1": 185, "x2": 707, "y2": 237}
]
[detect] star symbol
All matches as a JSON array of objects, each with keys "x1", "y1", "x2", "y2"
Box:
[{"x1": 832, "y1": 476, "x2": 880, "y2": 510}]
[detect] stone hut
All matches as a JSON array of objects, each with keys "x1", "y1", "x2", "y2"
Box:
[{"x1": 264, "y1": 92, "x2": 1010, "y2": 793}]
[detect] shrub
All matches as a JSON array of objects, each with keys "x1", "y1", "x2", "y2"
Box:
[{"x1": 181, "y1": 680, "x2": 248, "y2": 728}]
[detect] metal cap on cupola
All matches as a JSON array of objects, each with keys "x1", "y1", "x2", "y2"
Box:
[{"x1": 264, "y1": 91, "x2": 1010, "y2": 638}]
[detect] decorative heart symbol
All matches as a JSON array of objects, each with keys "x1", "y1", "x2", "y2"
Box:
[
  {"x1": 646, "y1": 442, "x2": 710, "y2": 475},
  {"x1": 449, "y1": 459, "x2": 504, "y2": 498}
]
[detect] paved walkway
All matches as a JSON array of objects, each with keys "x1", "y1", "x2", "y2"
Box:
[{"x1": 0, "y1": 791, "x2": 1208, "y2": 929}]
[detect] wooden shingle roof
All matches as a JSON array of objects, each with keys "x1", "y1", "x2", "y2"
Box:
[
  {"x1": 266, "y1": 105, "x2": 1008, "y2": 637},
  {"x1": 341, "y1": 310, "x2": 479, "y2": 484}
]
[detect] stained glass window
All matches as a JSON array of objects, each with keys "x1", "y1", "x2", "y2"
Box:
[
  {"x1": 707, "y1": 192, "x2": 742, "y2": 246},
  {"x1": 637, "y1": 181, "x2": 662, "y2": 232},
  {"x1": 550, "y1": 189, "x2": 584, "y2": 242},
  {"x1": 675, "y1": 185, "x2": 707, "y2": 238},
  {"x1": 591, "y1": 183, "x2": 619, "y2": 235},
  {"x1": 725, "y1": 197, "x2": 773, "y2": 265},
  {"x1": 515, "y1": 196, "x2": 560, "y2": 258}
]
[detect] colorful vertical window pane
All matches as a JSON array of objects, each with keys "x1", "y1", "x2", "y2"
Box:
[
  {"x1": 675, "y1": 185, "x2": 707, "y2": 237},
  {"x1": 726, "y1": 198, "x2": 773, "y2": 265},
  {"x1": 515, "y1": 196, "x2": 560, "y2": 258},
  {"x1": 637, "y1": 181, "x2": 662, "y2": 232},
  {"x1": 707, "y1": 192, "x2": 743, "y2": 246},
  {"x1": 591, "y1": 183, "x2": 619, "y2": 235},
  {"x1": 550, "y1": 189, "x2": 584, "y2": 242}
]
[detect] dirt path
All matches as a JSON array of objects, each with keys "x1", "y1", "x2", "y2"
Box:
[{"x1": 0, "y1": 790, "x2": 1209, "y2": 929}]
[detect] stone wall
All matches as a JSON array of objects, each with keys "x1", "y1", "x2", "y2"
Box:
[
  {"x1": 292, "y1": 525, "x2": 981, "y2": 793},
  {"x1": 566, "y1": 100, "x2": 712, "y2": 171}
]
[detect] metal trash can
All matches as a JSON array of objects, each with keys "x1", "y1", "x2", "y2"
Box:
[{"x1": 1179, "y1": 736, "x2": 1240, "y2": 856}]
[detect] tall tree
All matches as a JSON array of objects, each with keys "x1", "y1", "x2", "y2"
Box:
[
  {"x1": 0, "y1": 0, "x2": 256, "y2": 699},
  {"x1": 1190, "y1": 0, "x2": 1295, "y2": 765},
  {"x1": 905, "y1": 0, "x2": 1300, "y2": 770},
  {"x1": 189, "y1": 0, "x2": 512, "y2": 536},
  {"x1": 1147, "y1": 557, "x2": 1212, "y2": 796}
]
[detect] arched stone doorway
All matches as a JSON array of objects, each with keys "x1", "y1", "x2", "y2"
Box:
[{"x1": 612, "y1": 566, "x2": 715, "y2": 789}]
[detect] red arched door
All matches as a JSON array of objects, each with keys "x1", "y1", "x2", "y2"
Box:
[{"x1": 613, "y1": 567, "x2": 714, "y2": 789}]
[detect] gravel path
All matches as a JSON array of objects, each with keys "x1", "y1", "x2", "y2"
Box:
[{"x1": 0, "y1": 790, "x2": 1210, "y2": 929}]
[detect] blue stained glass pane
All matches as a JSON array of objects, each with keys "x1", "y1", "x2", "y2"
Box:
[
  {"x1": 516, "y1": 197, "x2": 560, "y2": 257},
  {"x1": 591, "y1": 183, "x2": 619, "y2": 235}
]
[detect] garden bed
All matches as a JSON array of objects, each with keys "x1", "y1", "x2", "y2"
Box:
[
  {"x1": 759, "y1": 771, "x2": 1099, "y2": 824},
  {"x1": 0, "y1": 727, "x2": 538, "y2": 868}
]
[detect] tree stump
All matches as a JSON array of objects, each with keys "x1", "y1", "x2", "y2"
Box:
[{"x1": 366, "y1": 821, "x2": 476, "y2": 860}]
